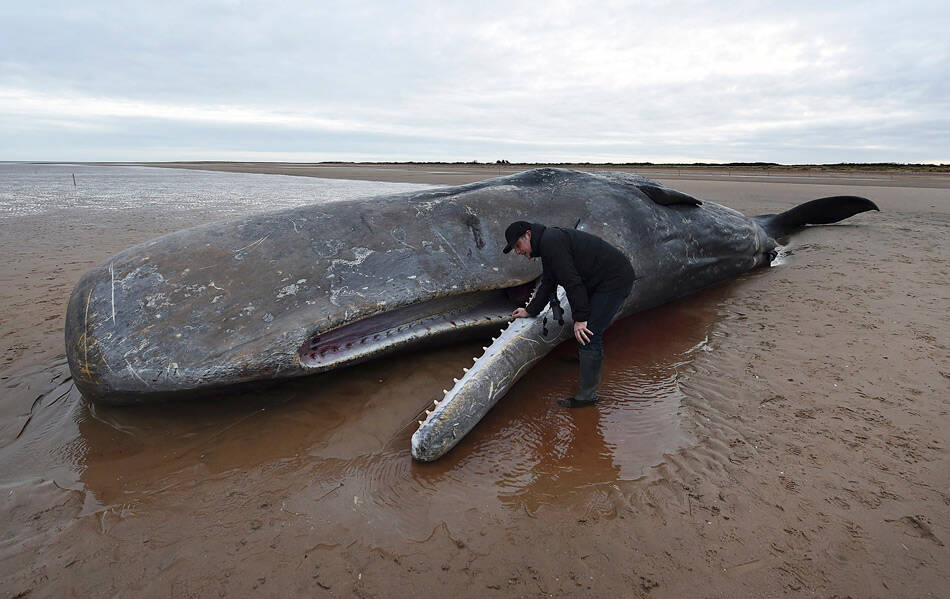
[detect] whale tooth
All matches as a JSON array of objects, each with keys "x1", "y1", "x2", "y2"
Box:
[
  {"x1": 452, "y1": 377, "x2": 458, "y2": 383},
  {"x1": 425, "y1": 409, "x2": 431, "y2": 415},
  {"x1": 418, "y1": 420, "x2": 424, "y2": 426},
  {"x1": 482, "y1": 346, "x2": 487, "y2": 351},
  {"x1": 442, "y1": 389, "x2": 448, "y2": 394},
  {"x1": 433, "y1": 399, "x2": 439, "y2": 406},
  {"x1": 462, "y1": 368, "x2": 468, "y2": 373},
  {"x1": 472, "y1": 356, "x2": 478, "y2": 362}
]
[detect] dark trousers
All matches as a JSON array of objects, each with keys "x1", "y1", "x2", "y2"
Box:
[{"x1": 579, "y1": 283, "x2": 632, "y2": 354}]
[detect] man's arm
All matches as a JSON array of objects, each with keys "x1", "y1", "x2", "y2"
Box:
[{"x1": 523, "y1": 269, "x2": 556, "y2": 316}]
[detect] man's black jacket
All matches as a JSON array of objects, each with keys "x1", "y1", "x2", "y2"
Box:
[{"x1": 524, "y1": 223, "x2": 635, "y2": 322}]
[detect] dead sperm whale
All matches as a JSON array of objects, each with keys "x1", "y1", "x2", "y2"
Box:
[
  {"x1": 64, "y1": 168, "x2": 877, "y2": 457},
  {"x1": 409, "y1": 179, "x2": 878, "y2": 460}
]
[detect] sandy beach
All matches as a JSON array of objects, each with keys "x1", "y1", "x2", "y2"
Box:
[{"x1": 1, "y1": 163, "x2": 947, "y2": 597}]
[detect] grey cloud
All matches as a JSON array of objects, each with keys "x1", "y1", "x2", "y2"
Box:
[{"x1": 1, "y1": 1, "x2": 947, "y2": 162}]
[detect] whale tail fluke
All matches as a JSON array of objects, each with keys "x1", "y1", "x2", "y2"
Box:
[{"x1": 755, "y1": 195, "x2": 879, "y2": 239}]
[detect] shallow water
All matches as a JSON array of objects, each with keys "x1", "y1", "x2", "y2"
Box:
[
  {"x1": 1, "y1": 283, "x2": 741, "y2": 545},
  {"x1": 0, "y1": 162, "x2": 433, "y2": 219}
]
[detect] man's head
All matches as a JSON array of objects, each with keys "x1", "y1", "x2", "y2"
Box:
[{"x1": 503, "y1": 221, "x2": 533, "y2": 257}]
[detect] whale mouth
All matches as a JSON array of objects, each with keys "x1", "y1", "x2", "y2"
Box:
[{"x1": 298, "y1": 281, "x2": 536, "y2": 371}]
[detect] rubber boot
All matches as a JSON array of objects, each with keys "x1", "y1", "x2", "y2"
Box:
[{"x1": 558, "y1": 349, "x2": 603, "y2": 407}]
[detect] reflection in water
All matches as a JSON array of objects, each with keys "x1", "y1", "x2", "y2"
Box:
[
  {"x1": 2, "y1": 278, "x2": 743, "y2": 546},
  {"x1": 449, "y1": 282, "x2": 728, "y2": 513}
]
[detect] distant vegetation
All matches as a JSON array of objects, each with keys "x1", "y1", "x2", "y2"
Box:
[
  {"x1": 321, "y1": 161, "x2": 949, "y2": 173},
  {"x1": 133, "y1": 160, "x2": 949, "y2": 175}
]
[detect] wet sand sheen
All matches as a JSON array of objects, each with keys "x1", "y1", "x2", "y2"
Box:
[{"x1": 1, "y1": 164, "x2": 947, "y2": 597}]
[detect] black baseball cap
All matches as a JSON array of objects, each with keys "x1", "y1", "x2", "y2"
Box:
[{"x1": 503, "y1": 221, "x2": 531, "y2": 253}]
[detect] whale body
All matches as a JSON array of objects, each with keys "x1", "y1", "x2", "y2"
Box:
[{"x1": 64, "y1": 168, "x2": 877, "y2": 460}]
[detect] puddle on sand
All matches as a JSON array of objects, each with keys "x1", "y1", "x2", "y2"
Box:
[{"x1": 1, "y1": 278, "x2": 745, "y2": 547}]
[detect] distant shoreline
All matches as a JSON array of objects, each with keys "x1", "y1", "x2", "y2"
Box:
[{"x1": 73, "y1": 161, "x2": 950, "y2": 189}]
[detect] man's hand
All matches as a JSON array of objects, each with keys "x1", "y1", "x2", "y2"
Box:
[
  {"x1": 573, "y1": 321, "x2": 593, "y2": 345},
  {"x1": 511, "y1": 308, "x2": 530, "y2": 319}
]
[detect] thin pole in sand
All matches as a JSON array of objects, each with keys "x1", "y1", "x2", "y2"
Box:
[{"x1": 72, "y1": 173, "x2": 77, "y2": 186}]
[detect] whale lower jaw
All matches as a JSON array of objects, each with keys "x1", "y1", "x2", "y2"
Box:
[{"x1": 411, "y1": 286, "x2": 573, "y2": 462}]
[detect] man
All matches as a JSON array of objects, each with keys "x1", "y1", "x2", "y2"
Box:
[{"x1": 504, "y1": 221, "x2": 635, "y2": 407}]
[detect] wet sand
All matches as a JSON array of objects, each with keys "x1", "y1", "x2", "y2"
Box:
[
  {"x1": 1, "y1": 165, "x2": 947, "y2": 597},
  {"x1": 117, "y1": 161, "x2": 950, "y2": 189}
]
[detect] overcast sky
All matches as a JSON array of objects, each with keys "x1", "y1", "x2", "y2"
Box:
[{"x1": 1, "y1": 1, "x2": 947, "y2": 163}]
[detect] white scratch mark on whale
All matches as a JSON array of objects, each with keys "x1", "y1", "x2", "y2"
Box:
[
  {"x1": 329, "y1": 285, "x2": 351, "y2": 307},
  {"x1": 277, "y1": 279, "x2": 307, "y2": 299},
  {"x1": 330, "y1": 247, "x2": 374, "y2": 269},
  {"x1": 434, "y1": 231, "x2": 463, "y2": 264},
  {"x1": 109, "y1": 262, "x2": 116, "y2": 325},
  {"x1": 234, "y1": 235, "x2": 270, "y2": 254},
  {"x1": 124, "y1": 359, "x2": 150, "y2": 387}
]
